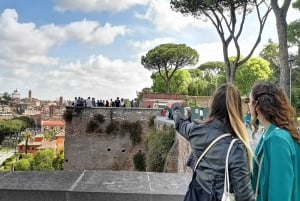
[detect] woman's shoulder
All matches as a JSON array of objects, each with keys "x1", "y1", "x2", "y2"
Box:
[{"x1": 265, "y1": 127, "x2": 295, "y2": 147}]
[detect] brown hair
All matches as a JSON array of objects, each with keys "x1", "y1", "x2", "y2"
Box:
[
  {"x1": 251, "y1": 81, "x2": 300, "y2": 144},
  {"x1": 206, "y1": 83, "x2": 253, "y2": 166}
]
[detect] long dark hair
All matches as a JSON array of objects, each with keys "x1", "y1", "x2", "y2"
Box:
[
  {"x1": 208, "y1": 83, "x2": 243, "y2": 135},
  {"x1": 251, "y1": 81, "x2": 300, "y2": 144},
  {"x1": 206, "y1": 83, "x2": 252, "y2": 165}
]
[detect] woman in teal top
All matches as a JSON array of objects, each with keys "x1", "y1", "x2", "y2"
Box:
[{"x1": 249, "y1": 82, "x2": 300, "y2": 201}]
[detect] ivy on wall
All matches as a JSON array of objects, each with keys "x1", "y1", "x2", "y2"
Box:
[
  {"x1": 105, "y1": 120, "x2": 143, "y2": 145},
  {"x1": 86, "y1": 114, "x2": 105, "y2": 133},
  {"x1": 146, "y1": 125, "x2": 175, "y2": 172}
]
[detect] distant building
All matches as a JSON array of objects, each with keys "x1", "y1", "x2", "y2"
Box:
[
  {"x1": 17, "y1": 131, "x2": 65, "y2": 155},
  {"x1": 41, "y1": 120, "x2": 65, "y2": 132},
  {"x1": 141, "y1": 92, "x2": 185, "y2": 108}
]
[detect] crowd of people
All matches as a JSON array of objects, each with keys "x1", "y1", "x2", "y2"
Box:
[{"x1": 72, "y1": 96, "x2": 138, "y2": 108}]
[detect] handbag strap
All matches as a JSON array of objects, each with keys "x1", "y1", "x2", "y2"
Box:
[
  {"x1": 254, "y1": 153, "x2": 264, "y2": 199},
  {"x1": 223, "y1": 138, "x2": 238, "y2": 193},
  {"x1": 193, "y1": 133, "x2": 232, "y2": 172}
]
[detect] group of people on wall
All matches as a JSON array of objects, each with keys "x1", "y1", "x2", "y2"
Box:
[
  {"x1": 72, "y1": 96, "x2": 138, "y2": 108},
  {"x1": 172, "y1": 81, "x2": 300, "y2": 201}
]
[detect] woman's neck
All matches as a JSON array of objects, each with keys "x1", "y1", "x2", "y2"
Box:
[{"x1": 258, "y1": 115, "x2": 270, "y2": 130}]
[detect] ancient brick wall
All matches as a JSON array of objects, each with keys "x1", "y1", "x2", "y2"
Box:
[{"x1": 64, "y1": 107, "x2": 162, "y2": 171}]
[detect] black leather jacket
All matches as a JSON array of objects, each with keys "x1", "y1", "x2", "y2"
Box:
[{"x1": 173, "y1": 110, "x2": 255, "y2": 201}]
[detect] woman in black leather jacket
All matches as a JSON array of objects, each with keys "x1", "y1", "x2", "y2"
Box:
[{"x1": 173, "y1": 83, "x2": 255, "y2": 201}]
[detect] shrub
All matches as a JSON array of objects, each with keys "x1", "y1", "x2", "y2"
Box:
[
  {"x1": 86, "y1": 120, "x2": 99, "y2": 133},
  {"x1": 63, "y1": 109, "x2": 73, "y2": 122},
  {"x1": 148, "y1": 116, "x2": 156, "y2": 128},
  {"x1": 105, "y1": 120, "x2": 120, "y2": 135},
  {"x1": 129, "y1": 121, "x2": 142, "y2": 145},
  {"x1": 146, "y1": 126, "x2": 175, "y2": 172},
  {"x1": 15, "y1": 159, "x2": 31, "y2": 171},
  {"x1": 52, "y1": 149, "x2": 64, "y2": 170},
  {"x1": 133, "y1": 151, "x2": 146, "y2": 171},
  {"x1": 94, "y1": 114, "x2": 105, "y2": 124}
]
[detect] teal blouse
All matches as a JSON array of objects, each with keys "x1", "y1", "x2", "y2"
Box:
[{"x1": 252, "y1": 124, "x2": 300, "y2": 201}]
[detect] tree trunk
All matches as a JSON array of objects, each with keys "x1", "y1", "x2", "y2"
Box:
[
  {"x1": 271, "y1": 0, "x2": 292, "y2": 99},
  {"x1": 25, "y1": 138, "x2": 28, "y2": 155},
  {"x1": 166, "y1": 79, "x2": 171, "y2": 94}
]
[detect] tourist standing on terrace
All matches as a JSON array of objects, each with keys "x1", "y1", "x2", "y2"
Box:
[
  {"x1": 249, "y1": 81, "x2": 300, "y2": 201},
  {"x1": 172, "y1": 83, "x2": 255, "y2": 201}
]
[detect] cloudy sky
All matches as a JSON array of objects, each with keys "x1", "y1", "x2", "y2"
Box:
[{"x1": 0, "y1": 0, "x2": 298, "y2": 101}]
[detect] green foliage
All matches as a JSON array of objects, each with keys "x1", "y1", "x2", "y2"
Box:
[
  {"x1": 293, "y1": 0, "x2": 300, "y2": 9},
  {"x1": 235, "y1": 57, "x2": 273, "y2": 95},
  {"x1": 15, "y1": 158, "x2": 31, "y2": 171},
  {"x1": 288, "y1": 19, "x2": 300, "y2": 47},
  {"x1": 105, "y1": 120, "x2": 120, "y2": 135},
  {"x1": 52, "y1": 149, "x2": 64, "y2": 170},
  {"x1": 133, "y1": 151, "x2": 146, "y2": 171},
  {"x1": 259, "y1": 39, "x2": 280, "y2": 82},
  {"x1": 148, "y1": 116, "x2": 156, "y2": 128},
  {"x1": 151, "y1": 70, "x2": 192, "y2": 94},
  {"x1": 141, "y1": 43, "x2": 199, "y2": 93},
  {"x1": 63, "y1": 108, "x2": 73, "y2": 122},
  {"x1": 86, "y1": 119, "x2": 100, "y2": 133},
  {"x1": 146, "y1": 126, "x2": 175, "y2": 172},
  {"x1": 86, "y1": 113, "x2": 105, "y2": 133},
  {"x1": 171, "y1": 0, "x2": 272, "y2": 83},
  {"x1": 105, "y1": 120, "x2": 143, "y2": 145},
  {"x1": 94, "y1": 114, "x2": 105, "y2": 124},
  {"x1": 13, "y1": 116, "x2": 36, "y2": 128},
  {"x1": 31, "y1": 149, "x2": 56, "y2": 170},
  {"x1": 129, "y1": 121, "x2": 142, "y2": 145}
]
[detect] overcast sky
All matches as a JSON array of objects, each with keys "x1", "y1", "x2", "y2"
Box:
[{"x1": 0, "y1": 0, "x2": 298, "y2": 101}]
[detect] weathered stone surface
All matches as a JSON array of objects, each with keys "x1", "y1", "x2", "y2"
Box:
[{"x1": 0, "y1": 170, "x2": 191, "y2": 201}]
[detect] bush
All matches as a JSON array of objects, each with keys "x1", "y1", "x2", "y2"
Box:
[
  {"x1": 31, "y1": 149, "x2": 56, "y2": 170},
  {"x1": 148, "y1": 116, "x2": 156, "y2": 128},
  {"x1": 86, "y1": 120, "x2": 99, "y2": 133},
  {"x1": 63, "y1": 109, "x2": 73, "y2": 122},
  {"x1": 146, "y1": 126, "x2": 175, "y2": 172},
  {"x1": 129, "y1": 121, "x2": 142, "y2": 145},
  {"x1": 133, "y1": 151, "x2": 146, "y2": 171},
  {"x1": 94, "y1": 114, "x2": 105, "y2": 124},
  {"x1": 52, "y1": 150, "x2": 64, "y2": 170},
  {"x1": 105, "y1": 120, "x2": 120, "y2": 135},
  {"x1": 15, "y1": 159, "x2": 31, "y2": 171}
]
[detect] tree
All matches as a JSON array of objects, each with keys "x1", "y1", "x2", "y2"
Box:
[
  {"x1": 13, "y1": 116, "x2": 36, "y2": 129},
  {"x1": 0, "y1": 92, "x2": 11, "y2": 105},
  {"x1": 235, "y1": 57, "x2": 273, "y2": 95},
  {"x1": 23, "y1": 129, "x2": 33, "y2": 155},
  {"x1": 271, "y1": 0, "x2": 293, "y2": 99},
  {"x1": 287, "y1": 19, "x2": 300, "y2": 63},
  {"x1": 259, "y1": 39, "x2": 280, "y2": 82},
  {"x1": 198, "y1": 61, "x2": 225, "y2": 92},
  {"x1": 52, "y1": 149, "x2": 64, "y2": 170},
  {"x1": 141, "y1": 43, "x2": 199, "y2": 93},
  {"x1": 31, "y1": 149, "x2": 56, "y2": 170},
  {"x1": 170, "y1": 0, "x2": 272, "y2": 83},
  {"x1": 151, "y1": 70, "x2": 192, "y2": 94}
]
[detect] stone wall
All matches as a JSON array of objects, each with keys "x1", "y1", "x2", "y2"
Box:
[
  {"x1": 64, "y1": 107, "x2": 192, "y2": 173},
  {"x1": 0, "y1": 170, "x2": 191, "y2": 201},
  {"x1": 64, "y1": 107, "x2": 162, "y2": 171}
]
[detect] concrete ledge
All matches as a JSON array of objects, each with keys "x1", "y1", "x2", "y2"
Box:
[{"x1": 0, "y1": 170, "x2": 191, "y2": 201}]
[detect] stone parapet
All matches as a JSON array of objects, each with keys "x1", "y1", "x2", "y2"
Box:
[{"x1": 0, "y1": 170, "x2": 191, "y2": 201}]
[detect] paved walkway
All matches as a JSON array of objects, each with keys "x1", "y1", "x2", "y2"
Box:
[{"x1": 0, "y1": 151, "x2": 15, "y2": 165}]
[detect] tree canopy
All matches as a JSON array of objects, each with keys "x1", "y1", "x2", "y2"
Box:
[
  {"x1": 259, "y1": 39, "x2": 280, "y2": 82},
  {"x1": 235, "y1": 57, "x2": 273, "y2": 95},
  {"x1": 170, "y1": 0, "x2": 272, "y2": 83},
  {"x1": 151, "y1": 70, "x2": 192, "y2": 94},
  {"x1": 141, "y1": 43, "x2": 199, "y2": 93}
]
